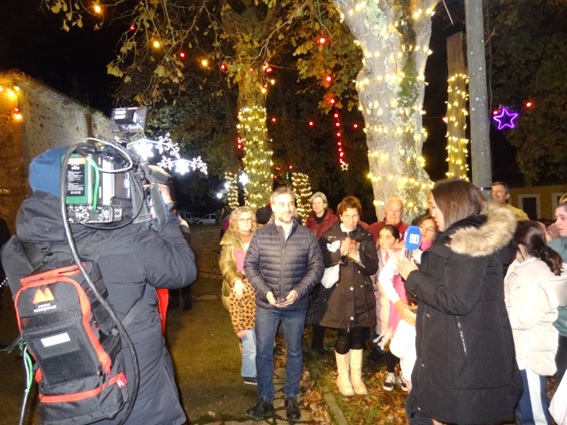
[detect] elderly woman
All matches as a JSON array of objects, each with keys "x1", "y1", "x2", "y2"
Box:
[
  {"x1": 318, "y1": 196, "x2": 379, "y2": 396},
  {"x1": 394, "y1": 179, "x2": 522, "y2": 425},
  {"x1": 219, "y1": 206, "x2": 258, "y2": 385},
  {"x1": 305, "y1": 192, "x2": 339, "y2": 240},
  {"x1": 304, "y1": 192, "x2": 339, "y2": 357}
]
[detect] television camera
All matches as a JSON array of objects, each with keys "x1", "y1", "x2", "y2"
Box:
[{"x1": 63, "y1": 106, "x2": 173, "y2": 230}]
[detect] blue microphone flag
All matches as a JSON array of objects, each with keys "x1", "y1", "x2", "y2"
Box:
[{"x1": 404, "y1": 225, "x2": 422, "y2": 251}]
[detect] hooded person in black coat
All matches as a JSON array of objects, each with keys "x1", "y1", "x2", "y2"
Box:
[
  {"x1": 394, "y1": 179, "x2": 522, "y2": 425},
  {"x1": 1, "y1": 147, "x2": 197, "y2": 425}
]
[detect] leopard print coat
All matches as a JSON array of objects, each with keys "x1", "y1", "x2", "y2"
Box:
[
  {"x1": 219, "y1": 229, "x2": 256, "y2": 333},
  {"x1": 227, "y1": 278, "x2": 256, "y2": 334}
]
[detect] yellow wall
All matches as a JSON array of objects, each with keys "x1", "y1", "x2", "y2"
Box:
[{"x1": 509, "y1": 184, "x2": 567, "y2": 223}]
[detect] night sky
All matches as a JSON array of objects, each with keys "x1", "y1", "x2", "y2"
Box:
[{"x1": 0, "y1": 0, "x2": 120, "y2": 115}]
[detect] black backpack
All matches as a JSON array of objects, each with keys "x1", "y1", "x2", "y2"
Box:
[{"x1": 7, "y1": 232, "x2": 139, "y2": 425}]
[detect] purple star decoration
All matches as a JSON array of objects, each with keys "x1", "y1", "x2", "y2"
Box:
[{"x1": 493, "y1": 107, "x2": 518, "y2": 130}]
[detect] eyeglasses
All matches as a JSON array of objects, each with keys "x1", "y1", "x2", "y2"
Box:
[{"x1": 238, "y1": 218, "x2": 253, "y2": 222}]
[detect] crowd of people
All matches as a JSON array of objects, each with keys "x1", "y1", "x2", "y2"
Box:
[
  {"x1": 220, "y1": 179, "x2": 567, "y2": 424},
  {"x1": 1, "y1": 145, "x2": 567, "y2": 425}
]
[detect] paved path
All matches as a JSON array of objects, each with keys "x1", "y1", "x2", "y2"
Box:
[{"x1": 206, "y1": 366, "x2": 316, "y2": 425}]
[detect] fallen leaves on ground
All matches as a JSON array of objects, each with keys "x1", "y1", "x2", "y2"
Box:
[{"x1": 275, "y1": 333, "x2": 409, "y2": 424}]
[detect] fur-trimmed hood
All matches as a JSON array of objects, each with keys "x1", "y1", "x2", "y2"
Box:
[{"x1": 438, "y1": 203, "x2": 517, "y2": 258}]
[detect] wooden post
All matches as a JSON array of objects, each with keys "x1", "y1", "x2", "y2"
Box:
[{"x1": 465, "y1": 0, "x2": 492, "y2": 194}]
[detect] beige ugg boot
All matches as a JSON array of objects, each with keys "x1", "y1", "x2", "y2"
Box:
[
  {"x1": 350, "y1": 349, "x2": 368, "y2": 395},
  {"x1": 335, "y1": 351, "x2": 355, "y2": 396}
]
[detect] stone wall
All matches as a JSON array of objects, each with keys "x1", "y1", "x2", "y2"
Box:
[{"x1": 0, "y1": 70, "x2": 111, "y2": 231}]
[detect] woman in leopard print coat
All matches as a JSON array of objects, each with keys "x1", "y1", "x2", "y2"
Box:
[{"x1": 219, "y1": 206, "x2": 258, "y2": 384}]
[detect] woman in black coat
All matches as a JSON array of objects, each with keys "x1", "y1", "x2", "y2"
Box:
[
  {"x1": 318, "y1": 196, "x2": 378, "y2": 396},
  {"x1": 395, "y1": 179, "x2": 522, "y2": 425}
]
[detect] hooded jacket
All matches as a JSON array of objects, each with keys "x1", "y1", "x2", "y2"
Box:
[
  {"x1": 505, "y1": 258, "x2": 567, "y2": 376},
  {"x1": 318, "y1": 222, "x2": 379, "y2": 329},
  {"x1": 244, "y1": 220, "x2": 323, "y2": 311},
  {"x1": 405, "y1": 204, "x2": 522, "y2": 425},
  {"x1": 1, "y1": 191, "x2": 197, "y2": 425}
]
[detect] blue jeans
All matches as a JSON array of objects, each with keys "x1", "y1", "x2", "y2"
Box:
[
  {"x1": 255, "y1": 306, "x2": 306, "y2": 401},
  {"x1": 241, "y1": 329, "x2": 257, "y2": 378},
  {"x1": 515, "y1": 368, "x2": 551, "y2": 425}
]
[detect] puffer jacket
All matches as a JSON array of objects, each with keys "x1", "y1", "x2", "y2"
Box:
[
  {"x1": 1, "y1": 191, "x2": 197, "y2": 425},
  {"x1": 318, "y1": 222, "x2": 379, "y2": 329},
  {"x1": 244, "y1": 220, "x2": 323, "y2": 311},
  {"x1": 404, "y1": 204, "x2": 522, "y2": 425},
  {"x1": 505, "y1": 258, "x2": 566, "y2": 376}
]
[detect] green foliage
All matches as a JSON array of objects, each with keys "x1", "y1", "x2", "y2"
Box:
[
  {"x1": 141, "y1": 79, "x2": 239, "y2": 203},
  {"x1": 291, "y1": 1, "x2": 362, "y2": 113},
  {"x1": 487, "y1": 0, "x2": 567, "y2": 184},
  {"x1": 266, "y1": 66, "x2": 372, "y2": 209},
  {"x1": 41, "y1": 0, "x2": 370, "y2": 205}
]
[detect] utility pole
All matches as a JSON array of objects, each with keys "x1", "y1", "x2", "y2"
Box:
[{"x1": 465, "y1": 0, "x2": 492, "y2": 194}]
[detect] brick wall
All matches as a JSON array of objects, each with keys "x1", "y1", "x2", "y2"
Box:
[{"x1": 0, "y1": 70, "x2": 111, "y2": 231}]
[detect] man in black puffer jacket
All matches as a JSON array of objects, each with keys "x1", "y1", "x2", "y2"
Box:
[{"x1": 244, "y1": 186, "x2": 323, "y2": 422}]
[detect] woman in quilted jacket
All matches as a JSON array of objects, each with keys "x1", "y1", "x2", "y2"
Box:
[{"x1": 219, "y1": 206, "x2": 258, "y2": 385}]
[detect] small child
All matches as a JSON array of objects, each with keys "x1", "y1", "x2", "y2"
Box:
[
  {"x1": 376, "y1": 225, "x2": 408, "y2": 391},
  {"x1": 388, "y1": 215, "x2": 437, "y2": 392}
]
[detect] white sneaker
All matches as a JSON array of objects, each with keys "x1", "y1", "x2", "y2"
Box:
[{"x1": 383, "y1": 372, "x2": 395, "y2": 391}]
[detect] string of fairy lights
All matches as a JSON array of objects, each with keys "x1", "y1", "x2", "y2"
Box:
[
  {"x1": 222, "y1": 35, "x2": 355, "y2": 209},
  {"x1": 58, "y1": 1, "x2": 534, "y2": 215},
  {"x1": 57, "y1": 0, "x2": 351, "y2": 207},
  {"x1": 237, "y1": 105, "x2": 273, "y2": 210},
  {"x1": 341, "y1": 2, "x2": 436, "y2": 218},
  {"x1": 292, "y1": 172, "x2": 312, "y2": 221},
  {"x1": 445, "y1": 72, "x2": 469, "y2": 180},
  {"x1": 223, "y1": 172, "x2": 240, "y2": 210}
]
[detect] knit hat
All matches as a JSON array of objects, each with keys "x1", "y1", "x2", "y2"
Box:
[
  {"x1": 255, "y1": 204, "x2": 272, "y2": 225},
  {"x1": 28, "y1": 146, "x2": 68, "y2": 197}
]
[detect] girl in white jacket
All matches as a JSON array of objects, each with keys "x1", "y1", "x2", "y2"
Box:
[{"x1": 505, "y1": 220, "x2": 567, "y2": 425}]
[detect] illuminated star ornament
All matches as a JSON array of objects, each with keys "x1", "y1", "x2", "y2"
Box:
[{"x1": 492, "y1": 107, "x2": 518, "y2": 130}]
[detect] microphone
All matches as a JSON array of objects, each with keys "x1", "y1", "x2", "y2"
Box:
[{"x1": 404, "y1": 225, "x2": 422, "y2": 259}]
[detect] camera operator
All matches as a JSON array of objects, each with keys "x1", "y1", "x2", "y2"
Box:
[{"x1": 1, "y1": 146, "x2": 197, "y2": 425}]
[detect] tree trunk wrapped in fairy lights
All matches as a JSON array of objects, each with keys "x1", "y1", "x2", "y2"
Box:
[{"x1": 332, "y1": 0, "x2": 438, "y2": 220}]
